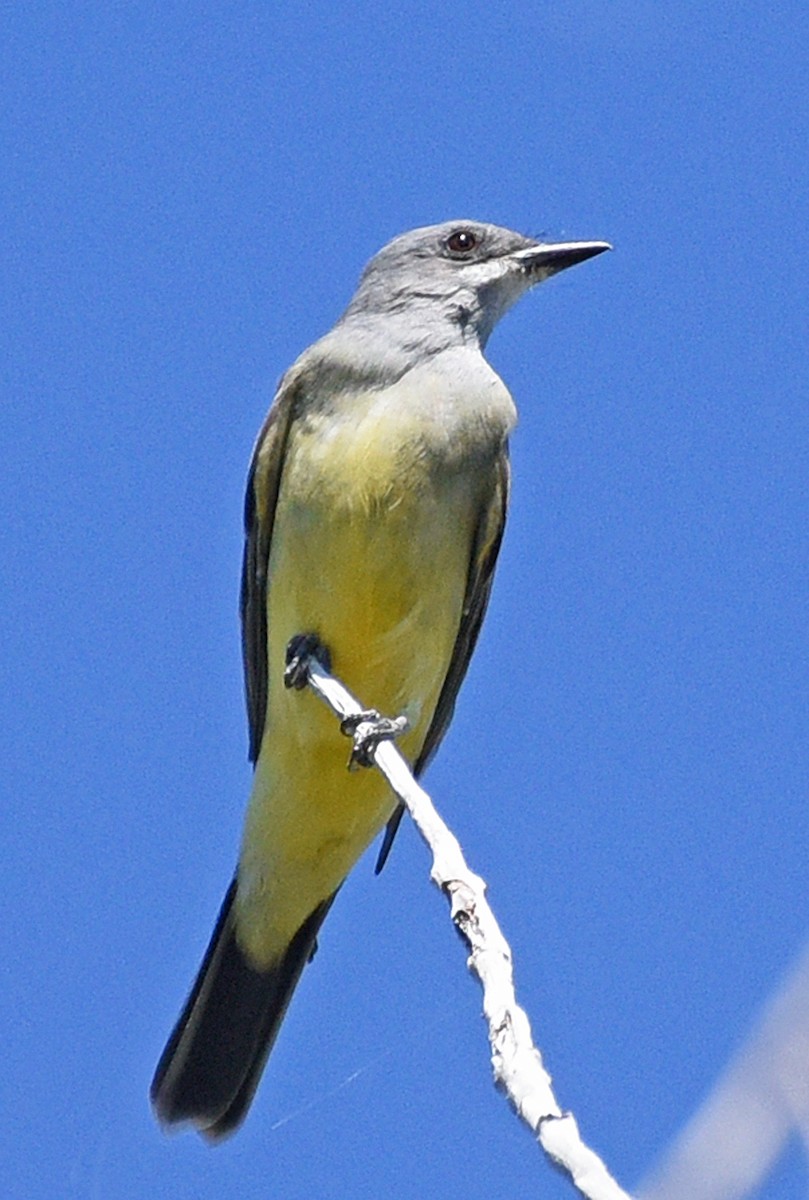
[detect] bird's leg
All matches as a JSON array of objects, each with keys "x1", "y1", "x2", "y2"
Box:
[
  {"x1": 284, "y1": 632, "x2": 408, "y2": 767},
  {"x1": 340, "y1": 710, "x2": 409, "y2": 770},
  {"x1": 284, "y1": 633, "x2": 332, "y2": 689}
]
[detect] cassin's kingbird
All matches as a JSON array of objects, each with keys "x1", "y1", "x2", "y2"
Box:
[{"x1": 151, "y1": 220, "x2": 609, "y2": 1139}]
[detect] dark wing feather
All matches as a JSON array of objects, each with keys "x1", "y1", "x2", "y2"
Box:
[
  {"x1": 375, "y1": 446, "x2": 510, "y2": 873},
  {"x1": 240, "y1": 375, "x2": 301, "y2": 764}
]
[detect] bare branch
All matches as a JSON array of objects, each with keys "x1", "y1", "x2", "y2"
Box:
[
  {"x1": 300, "y1": 651, "x2": 634, "y2": 1200},
  {"x1": 640, "y1": 939, "x2": 809, "y2": 1200}
]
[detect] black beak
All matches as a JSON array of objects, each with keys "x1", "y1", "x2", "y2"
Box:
[{"x1": 514, "y1": 239, "x2": 612, "y2": 279}]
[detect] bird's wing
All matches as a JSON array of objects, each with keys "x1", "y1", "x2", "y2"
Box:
[
  {"x1": 375, "y1": 445, "x2": 511, "y2": 872},
  {"x1": 240, "y1": 373, "x2": 301, "y2": 764}
]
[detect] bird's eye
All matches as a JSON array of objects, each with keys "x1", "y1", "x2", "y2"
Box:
[{"x1": 445, "y1": 229, "x2": 479, "y2": 255}]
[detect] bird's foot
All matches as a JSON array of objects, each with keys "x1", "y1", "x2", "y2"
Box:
[
  {"x1": 340, "y1": 710, "x2": 409, "y2": 770},
  {"x1": 284, "y1": 633, "x2": 331, "y2": 689}
]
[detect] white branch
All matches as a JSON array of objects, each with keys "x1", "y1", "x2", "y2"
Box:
[
  {"x1": 301, "y1": 654, "x2": 633, "y2": 1200},
  {"x1": 640, "y1": 939, "x2": 809, "y2": 1200}
]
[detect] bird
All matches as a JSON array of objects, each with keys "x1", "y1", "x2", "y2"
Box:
[{"x1": 151, "y1": 219, "x2": 609, "y2": 1140}]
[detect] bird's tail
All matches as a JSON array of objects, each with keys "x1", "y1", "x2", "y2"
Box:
[{"x1": 151, "y1": 878, "x2": 335, "y2": 1141}]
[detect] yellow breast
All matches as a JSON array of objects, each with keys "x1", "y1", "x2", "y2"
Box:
[{"x1": 236, "y1": 389, "x2": 493, "y2": 965}]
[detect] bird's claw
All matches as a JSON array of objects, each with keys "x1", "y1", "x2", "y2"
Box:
[
  {"x1": 284, "y1": 633, "x2": 331, "y2": 690},
  {"x1": 340, "y1": 710, "x2": 409, "y2": 770}
]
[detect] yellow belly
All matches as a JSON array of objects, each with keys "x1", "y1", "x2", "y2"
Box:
[{"x1": 236, "y1": 441, "x2": 480, "y2": 965}]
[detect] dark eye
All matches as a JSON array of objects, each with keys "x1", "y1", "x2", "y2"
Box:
[{"x1": 445, "y1": 229, "x2": 479, "y2": 255}]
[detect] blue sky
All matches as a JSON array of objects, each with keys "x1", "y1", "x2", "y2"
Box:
[{"x1": 3, "y1": 4, "x2": 808, "y2": 1198}]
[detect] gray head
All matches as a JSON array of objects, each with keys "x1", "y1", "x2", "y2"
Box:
[{"x1": 340, "y1": 220, "x2": 610, "y2": 348}]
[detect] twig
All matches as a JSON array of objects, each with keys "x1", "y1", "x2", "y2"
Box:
[
  {"x1": 640, "y1": 938, "x2": 809, "y2": 1200},
  {"x1": 300, "y1": 650, "x2": 634, "y2": 1200}
]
